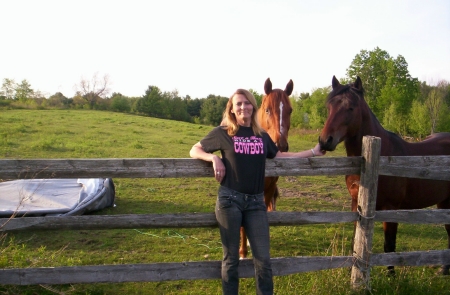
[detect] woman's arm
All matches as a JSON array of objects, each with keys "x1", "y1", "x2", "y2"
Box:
[
  {"x1": 190, "y1": 142, "x2": 225, "y2": 181},
  {"x1": 275, "y1": 143, "x2": 326, "y2": 158}
]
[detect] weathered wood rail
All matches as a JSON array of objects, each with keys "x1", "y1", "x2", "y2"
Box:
[{"x1": 1, "y1": 136, "x2": 450, "y2": 290}]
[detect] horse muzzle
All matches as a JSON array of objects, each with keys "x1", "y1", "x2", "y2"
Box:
[
  {"x1": 276, "y1": 141, "x2": 289, "y2": 152},
  {"x1": 319, "y1": 135, "x2": 337, "y2": 151}
]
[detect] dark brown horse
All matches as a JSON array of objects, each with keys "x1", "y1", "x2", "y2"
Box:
[
  {"x1": 319, "y1": 76, "x2": 450, "y2": 274},
  {"x1": 239, "y1": 78, "x2": 293, "y2": 259}
]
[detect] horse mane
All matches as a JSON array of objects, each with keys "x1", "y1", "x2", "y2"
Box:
[{"x1": 326, "y1": 81, "x2": 364, "y2": 103}]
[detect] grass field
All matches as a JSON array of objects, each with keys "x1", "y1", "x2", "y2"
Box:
[{"x1": 0, "y1": 109, "x2": 449, "y2": 294}]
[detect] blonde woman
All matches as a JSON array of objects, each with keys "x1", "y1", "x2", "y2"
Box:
[{"x1": 190, "y1": 89, "x2": 325, "y2": 295}]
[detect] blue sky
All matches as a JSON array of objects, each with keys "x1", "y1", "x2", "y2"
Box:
[{"x1": 1, "y1": 0, "x2": 449, "y2": 98}]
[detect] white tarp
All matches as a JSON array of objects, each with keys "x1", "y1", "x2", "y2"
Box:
[{"x1": 0, "y1": 178, "x2": 115, "y2": 217}]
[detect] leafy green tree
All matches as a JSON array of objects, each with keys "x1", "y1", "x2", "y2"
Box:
[
  {"x1": 417, "y1": 80, "x2": 450, "y2": 133},
  {"x1": 110, "y1": 92, "x2": 131, "y2": 113},
  {"x1": 378, "y1": 56, "x2": 420, "y2": 116},
  {"x1": 15, "y1": 79, "x2": 34, "y2": 102},
  {"x1": 290, "y1": 92, "x2": 309, "y2": 128},
  {"x1": 347, "y1": 47, "x2": 390, "y2": 115},
  {"x1": 46, "y1": 92, "x2": 69, "y2": 108},
  {"x1": 249, "y1": 89, "x2": 262, "y2": 107},
  {"x1": 382, "y1": 103, "x2": 409, "y2": 135},
  {"x1": 436, "y1": 81, "x2": 450, "y2": 132},
  {"x1": 71, "y1": 92, "x2": 89, "y2": 109},
  {"x1": 186, "y1": 97, "x2": 202, "y2": 119},
  {"x1": 347, "y1": 47, "x2": 420, "y2": 135},
  {"x1": 301, "y1": 87, "x2": 329, "y2": 129},
  {"x1": 418, "y1": 81, "x2": 433, "y2": 103},
  {"x1": 200, "y1": 95, "x2": 228, "y2": 125},
  {"x1": 425, "y1": 87, "x2": 445, "y2": 133},
  {"x1": 135, "y1": 86, "x2": 163, "y2": 117},
  {"x1": 161, "y1": 90, "x2": 191, "y2": 122},
  {"x1": 409, "y1": 100, "x2": 431, "y2": 139}
]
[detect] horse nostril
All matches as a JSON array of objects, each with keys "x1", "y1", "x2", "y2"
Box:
[{"x1": 326, "y1": 136, "x2": 333, "y2": 144}]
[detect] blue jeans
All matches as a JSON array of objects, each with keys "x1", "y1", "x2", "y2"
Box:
[{"x1": 215, "y1": 186, "x2": 273, "y2": 295}]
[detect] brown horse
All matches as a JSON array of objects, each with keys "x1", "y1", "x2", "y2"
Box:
[
  {"x1": 239, "y1": 77, "x2": 293, "y2": 259},
  {"x1": 319, "y1": 76, "x2": 450, "y2": 274}
]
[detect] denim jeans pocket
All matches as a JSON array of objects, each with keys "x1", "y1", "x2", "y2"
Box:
[
  {"x1": 217, "y1": 195, "x2": 233, "y2": 209},
  {"x1": 252, "y1": 195, "x2": 267, "y2": 211}
]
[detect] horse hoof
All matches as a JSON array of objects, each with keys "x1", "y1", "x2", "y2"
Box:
[{"x1": 386, "y1": 267, "x2": 396, "y2": 277}]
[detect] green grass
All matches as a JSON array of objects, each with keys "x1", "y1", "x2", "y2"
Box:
[{"x1": 0, "y1": 109, "x2": 449, "y2": 295}]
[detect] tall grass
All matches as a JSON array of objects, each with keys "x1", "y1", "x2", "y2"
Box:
[{"x1": 0, "y1": 110, "x2": 449, "y2": 294}]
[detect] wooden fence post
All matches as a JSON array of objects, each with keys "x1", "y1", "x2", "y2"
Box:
[{"x1": 351, "y1": 136, "x2": 381, "y2": 291}]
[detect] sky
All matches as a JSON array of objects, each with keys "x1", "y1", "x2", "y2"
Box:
[{"x1": 1, "y1": 0, "x2": 449, "y2": 99}]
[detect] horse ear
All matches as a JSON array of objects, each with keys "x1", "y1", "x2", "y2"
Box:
[
  {"x1": 332, "y1": 76, "x2": 340, "y2": 89},
  {"x1": 354, "y1": 76, "x2": 363, "y2": 91},
  {"x1": 264, "y1": 78, "x2": 272, "y2": 94},
  {"x1": 284, "y1": 79, "x2": 294, "y2": 96}
]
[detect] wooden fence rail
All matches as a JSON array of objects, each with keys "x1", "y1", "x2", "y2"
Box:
[
  {"x1": 1, "y1": 136, "x2": 450, "y2": 290},
  {"x1": 1, "y1": 155, "x2": 449, "y2": 180},
  {"x1": 2, "y1": 210, "x2": 450, "y2": 232}
]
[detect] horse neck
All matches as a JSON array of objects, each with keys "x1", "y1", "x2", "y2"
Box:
[{"x1": 344, "y1": 108, "x2": 390, "y2": 156}]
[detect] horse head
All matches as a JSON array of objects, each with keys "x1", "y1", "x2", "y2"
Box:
[
  {"x1": 258, "y1": 78, "x2": 293, "y2": 152},
  {"x1": 319, "y1": 76, "x2": 366, "y2": 152}
]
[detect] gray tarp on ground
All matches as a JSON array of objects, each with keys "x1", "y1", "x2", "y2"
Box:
[{"x1": 0, "y1": 178, "x2": 115, "y2": 217}]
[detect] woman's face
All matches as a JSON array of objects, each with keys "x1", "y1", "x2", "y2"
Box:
[{"x1": 231, "y1": 93, "x2": 253, "y2": 126}]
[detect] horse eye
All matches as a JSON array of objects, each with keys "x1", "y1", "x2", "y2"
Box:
[
  {"x1": 265, "y1": 108, "x2": 270, "y2": 114},
  {"x1": 348, "y1": 107, "x2": 354, "y2": 111}
]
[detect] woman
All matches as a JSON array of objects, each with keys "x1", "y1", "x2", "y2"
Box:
[{"x1": 190, "y1": 89, "x2": 325, "y2": 295}]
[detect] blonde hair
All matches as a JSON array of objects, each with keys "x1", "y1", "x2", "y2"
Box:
[{"x1": 221, "y1": 89, "x2": 264, "y2": 137}]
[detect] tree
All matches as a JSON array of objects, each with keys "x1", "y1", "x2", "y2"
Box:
[
  {"x1": 46, "y1": 92, "x2": 69, "y2": 108},
  {"x1": 161, "y1": 90, "x2": 191, "y2": 122},
  {"x1": 346, "y1": 47, "x2": 390, "y2": 115},
  {"x1": 299, "y1": 87, "x2": 329, "y2": 129},
  {"x1": 1, "y1": 78, "x2": 17, "y2": 99},
  {"x1": 110, "y1": 92, "x2": 131, "y2": 113},
  {"x1": 249, "y1": 89, "x2": 262, "y2": 107},
  {"x1": 15, "y1": 80, "x2": 34, "y2": 102},
  {"x1": 347, "y1": 47, "x2": 419, "y2": 133},
  {"x1": 71, "y1": 92, "x2": 88, "y2": 109},
  {"x1": 200, "y1": 95, "x2": 228, "y2": 125},
  {"x1": 409, "y1": 100, "x2": 431, "y2": 139},
  {"x1": 378, "y1": 56, "x2": 419, "y2": 116},
  {"x1": 186, "y1": 97, "x2": 202, "y2": 118},
  {"x1": 425, "y1": 86, "x2": 445, "y2": 133},
  {"x1": 135, "y1": 86, "x2": 163, "y2": 117},
  {"x1": 76, "y1": 73, "x2": 111, "y2": 109},
  {"x1": 290, "y1": 92, "x2": 310, "y2": 128}
]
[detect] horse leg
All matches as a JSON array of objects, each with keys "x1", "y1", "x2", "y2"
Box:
[
  {"x1": 437, "y1": 198, "x2": 450, "y2": 275},
  {"x1": 383, "y1": 221, "x2": 398, "y2": 275},
  {"x1": 441, "y1": 223, "x2": 450, "y2": 275},
  {"x1": 239, "y1": 227, "x2": 248, "y2": 259},
  {"x1": 264, "y1": 177, "x2": 279, "y2": 212},
  {"x1": 348, "y1": 176, "x2": 359, "y2": 257}
]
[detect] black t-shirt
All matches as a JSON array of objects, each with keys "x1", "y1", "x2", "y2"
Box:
[{"x1": 200, "y1": 126, "x2": 279, "y2": 195}]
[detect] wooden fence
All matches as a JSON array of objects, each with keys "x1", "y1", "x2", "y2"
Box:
[{"x1": 1, "y1": 136, "x2": 450, "y2": 291}]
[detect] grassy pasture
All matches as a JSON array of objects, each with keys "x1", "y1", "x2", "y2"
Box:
[{"x1": 0, "y1": 109, "x2": 449, "y2": 294}]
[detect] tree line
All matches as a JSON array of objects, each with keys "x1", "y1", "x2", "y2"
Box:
[{"x1": 1, "y1": 47, "x2": 449, "y2": 139}]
